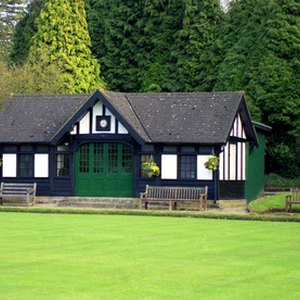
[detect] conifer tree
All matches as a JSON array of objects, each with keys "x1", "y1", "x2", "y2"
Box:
[
  {"x1": 86, "y1": 0, "x2": 143, "y2": 92},
  {"x1": 0, "y1": 0, "x2": 27, "y2": 59},
  {"x1": 138, "y1": 0, "x2": 184, "y2": 92},
  {"x1": 174, "y1": 0, "x2": 223, "y2": 91},
  {"x1": 28, "y1": 0, "x2": 104, "y2": 93},
  {"x1": 215, "y1": 0, "x2": 300, "y2": 177},
  {"x1": 10, "y1": 0, "x2": 45, "y2": 65}
]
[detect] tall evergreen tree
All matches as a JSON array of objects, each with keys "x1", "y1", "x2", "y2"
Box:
[
  {"x1": 10, "y1": 0, "x2": 45, "y2": 65},
  {"x1": 138, "y1": 0, "x2": 184, "y2": 92},
  {"x1": 215, "y1": 0, "x2": 300, "y2": 177},
  {"x1": 28, "y1": 0, "x2": 104, "y2": 93},
  {"x1": 174, "y1": 0, "x2": 223, "y2": 91},
  {"x1": 86, "y1": 0, "x2": 225, "y2": 92},
  {"x1": 0, "y1": 0, "x2": 27, "y2": 59},
  {"x1": 86, "y1": 0, "x2": 143, "y2": 92}
]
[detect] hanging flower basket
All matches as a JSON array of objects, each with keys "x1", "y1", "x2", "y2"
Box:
[
  {"x1": 142, "y1": 161, "x2": 160, "y2": 178},
  {"x1": 204, "y1": 156, "x2": 219, "y2": 171}
]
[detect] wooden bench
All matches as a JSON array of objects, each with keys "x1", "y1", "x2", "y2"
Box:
[
  {"x1": 140, "y1": 185, "x2": 208, "y2": 211},
  {"x1": 285, "y1": 188, "x2": 300, "y2": 212},
  {"x1": 0, "y1": 182, "x2": 37, "y2": 206}
]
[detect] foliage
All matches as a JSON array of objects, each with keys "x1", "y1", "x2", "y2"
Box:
[
  {"x1": 0, "y1": 54, "x2": 67, "y2": 108},
  {"x1": 0, "y1": 0, "x2": 28, "y2": 59},
  {"x1": 174, "y1": 0, "x2": 224, "y2": 91},
  {"x1": 10, "y1": 0, "x2": 45, "y2": 65},
  {"x1": 142, "y1": 161, "x2": 160, "y2": 178},
  {"x1": 0, "y1": 60, "x2": 15, "y2": 109},
  {"x1": 266, "y1": 173, "x2": 300, "y2": 188},
  {"x1": 86, "y1": 0, "x2": 143, "y2": 92},
  {"x1": 86, "y1": 0, "x2": 223, "y2": 92},
  {"x1": 204, "y1": 155, "x2": 219, "y2": 171},
  {"x1": 214, "y1": 0, "x2": 300, "y2": 177},
  {"x1": 12, "y1": 55, "x2": 67, "y2": 94},
  {"x1": 28, "y1": 0, "x2": 104, "y2": 93}
]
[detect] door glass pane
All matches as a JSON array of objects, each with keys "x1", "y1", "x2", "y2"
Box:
[
  {"x1": 79, "y1": 144, "x2": 90, "y2": 173},
  {"x1": 94, "y1": 143, "x2": 104, "y2": 173},
  {"x1": 122, "y1": 144, "x2": 133, "y2": 174},
  {"x1": 108, "y1": 143, "x2": 118, "y2": 174}
]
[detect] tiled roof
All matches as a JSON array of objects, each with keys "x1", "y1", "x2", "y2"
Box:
[
  {"x1": 123, "y1": 92, "x2": 244, "y2": 144},
  {"x1": 0, "y1": 94, "x2": 89, "y2": 143},
  {"x1": 0, "y1": 90, "x2": 247, "y2": 144}
]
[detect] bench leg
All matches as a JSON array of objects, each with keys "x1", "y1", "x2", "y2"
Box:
[
  {"x1": 174, "y1": 201, "x2": 177, "y2": 211},
  {"x1": 145, "y1": 201, "x2": 148, "y2": 210},
  {"x1": 169, "y1": 201, "x2": 172, "y2": 211}
]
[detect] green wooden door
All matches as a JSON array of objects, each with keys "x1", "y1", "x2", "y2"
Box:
[{"x1": 76, "y1": 143, "x2": 134, "y2": 197}]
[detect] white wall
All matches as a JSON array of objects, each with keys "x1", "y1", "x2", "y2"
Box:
[
  {"x1": 2, "y1": 154, "x2": 17, "y2": 177},
  {"x1": 79, "y1": 112, "x2": 90, "y2": 134},
  {"x1": 197, "y1": 155, "x2": 213, "y2": 180},
  {"x1": 34, "y1": 154, "x2": 49, "y2": 178},
  {"x1": 161, "y1": 154, "x2": 177, "y2": 179}
]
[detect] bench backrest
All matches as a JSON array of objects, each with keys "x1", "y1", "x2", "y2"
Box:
[
  {"x1": 1, "y1": 182, "x2": 37, "y2": 196},
  {"x1": 291, "y1": 188, "x2": 300, "y2": 202},
  {"x1": 145, "y1": 185, "x2": 207, "y2": 200}
]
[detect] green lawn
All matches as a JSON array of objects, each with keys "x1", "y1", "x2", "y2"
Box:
[
  {"x1": 249, "y1": 193, "x2": 300, "y2": 213},
  {"x1": 1, "y1": 213, "x2": 300, "y2": 299}
]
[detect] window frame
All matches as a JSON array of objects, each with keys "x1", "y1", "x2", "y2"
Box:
[{"x1": 55, "y1": 143, "x2": 71, "y2": 177}]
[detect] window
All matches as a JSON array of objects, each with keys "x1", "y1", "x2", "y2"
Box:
[
  {"x1": 78, "y1": 144, "x2": 89, "y2": 173},
  {"x1": 36, "y1": 145, "x2": 48, "y2": 153},
  {"x1": 56, "y1": 143, "x2": 71, "y2": 177},
  {"x1": 19, "y1": 154, "x2": 33, "y2": 177},
  {"x1": 198, "y1": 146, "x2": 213, "y2": 155},
  {"x1": 122, "y1": 144, "x2": 133, "y2": 174},
  {"x1": 3, "y1": 146, "x2": 17, "y2": 152},
  {"x1": 108, "y1": 143, "x2": 118, "y2": 174},
  {"x1": 163, "y1": 146, "x2": 177, "y2": 153},
  {"x1": 141, "y1": 145, "x2": 154, "y2": 152},
  {"x1": 20, "y1": 145, "x2": 33, "y2": 152},
  {"x1": 180, "y1": 155, "x2": 196, "y2": 179},
  {"x1": 56, "y1": 154, "x2": 70, "y2": 176},
  {"x1": 93, "y1": 143, "x2": 104, "y2": 174},
  {"x1": 57, "y1": 144, "x2": 70, "y2": 152},
  {"x1": 181, "y1": 146, "x2": 195, "y2": 153}
]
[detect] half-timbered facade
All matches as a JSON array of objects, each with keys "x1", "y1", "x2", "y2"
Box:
[{"x1": 0, "y1": 90, "x2": 270, "y2": 201}]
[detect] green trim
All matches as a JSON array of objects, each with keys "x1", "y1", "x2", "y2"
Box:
[{"x1": 245, "y1": 131, "x2": 266, "y2": 201}]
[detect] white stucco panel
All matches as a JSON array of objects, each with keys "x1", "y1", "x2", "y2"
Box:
[
  {"x1": 34, "y1": 154, "x2": 49, "y2": 178},
  {"x1": 79, "y1": 112, "x2": 90, "y2": 134},
  {"x1": 161, "y1": 154, "x2": 177, "y2": 179},
  {"x1": 197, "y1": 155, "x2": 213, "y2": 180},
  {"x1": 92, "y1": 102, "x2": 104, "y2": 133},
  {"x1": 2, "y1": 154, "x2": 17, "y2": 177},
  {"x1": 118, "y1": 122, "x2": 129, "y2": 134}
]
